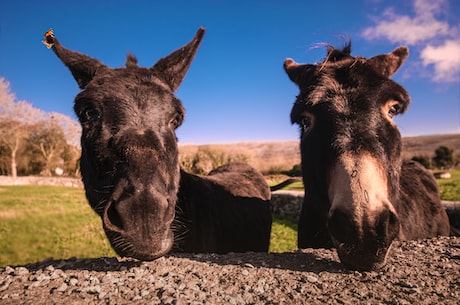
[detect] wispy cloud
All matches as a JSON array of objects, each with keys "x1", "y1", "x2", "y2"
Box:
[
  {"x1": 362, "y1": 0, "x2": 460, "y2": 82},
  {"x1": 421, "y1": 40, "x2": 460, "y2": 82}
]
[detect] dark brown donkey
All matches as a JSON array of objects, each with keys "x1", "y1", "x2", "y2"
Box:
[
  {"x1": 44, "y1": 28, "x2": 272, "y2": 260},
  {"x1": 284, "y1": 43, "x2": 450, "y2": 270}
]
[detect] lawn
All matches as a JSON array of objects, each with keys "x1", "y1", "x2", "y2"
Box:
[
  {"x1": 435, "y1": 169, "x2": 460, "y2": 201},
  {"x1": 0, "y1": 185, "x2": 298, "y2": 267},
  {"x1": 0, "y1": 186, "x2": 115, "y2": 267}
]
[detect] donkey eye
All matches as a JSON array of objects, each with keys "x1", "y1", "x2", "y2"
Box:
[
  {"x1": 387, "y1": 103, "x2": 401, "y2": 118},
  {"x1": 299, "y1": 113, "x2": 315, "y2": 134},
  {"x1": 80, "y1": 107, "x2": 100, "y2": 123},
  {"x1": 301, "y1": 117, "x2": 311, "y2": 128},
  {"x1": 169, "y1": 114, "x2": 183, "y2": 129}
]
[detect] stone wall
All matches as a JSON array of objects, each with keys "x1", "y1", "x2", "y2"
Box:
[
  {"x1": 0, "y1": 176, "x2": 83, "y2": 188},
  {"x1": 270, "y1": 190, "x2": 303, "y2": 219}
]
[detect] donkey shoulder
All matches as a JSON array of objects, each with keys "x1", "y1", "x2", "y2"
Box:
[
  {"x1": 398, "y1": 160, "x2": 450, "y2": 238},
  {"x1": 206, "y1": 162, "x2": 271, "y2": 201}
]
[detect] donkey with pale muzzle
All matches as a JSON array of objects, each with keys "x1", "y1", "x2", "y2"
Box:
[{"x1": 284, "y1": 43, "x2": 450, "y2": 270}]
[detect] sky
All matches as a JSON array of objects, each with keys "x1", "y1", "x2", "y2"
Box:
[{"x1": 0, "y1": 0, "x2": 459, "y2": 144}]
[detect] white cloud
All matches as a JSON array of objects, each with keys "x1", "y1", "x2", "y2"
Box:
[
  {"x1": 362, "y1": 0, "x2": 459, "y2": 82},
  {"x1": 362, "y1": 14, "x2": 448, "y2": 44},
  {"x1": 420, "y1": 40, "x2": 460, "y2": 82},
  {"x1": 362, "y1": 0, "x2": 450, "y2": 44}
]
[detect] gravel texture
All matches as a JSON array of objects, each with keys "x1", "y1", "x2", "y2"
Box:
[{"x1": 1, "y1": 236, "x2": 459, "y2": 304}]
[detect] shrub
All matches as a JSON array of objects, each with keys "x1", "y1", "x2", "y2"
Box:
[
  {"x1": 411, "y1": 155, "x2": 431, "y2": 169},
  {"x1": 432, "y1": 146, "x2": 454, "y2": 169}
]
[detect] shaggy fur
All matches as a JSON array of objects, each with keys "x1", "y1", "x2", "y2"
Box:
[
  {"x1": 284, "y1": 42, "x2": 450, "y2": 270},
  {"x1": 45, "y1": 28, "x2": 272, "y2": 260}
]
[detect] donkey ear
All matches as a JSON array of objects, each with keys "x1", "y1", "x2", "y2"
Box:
[
  {"x1": 283, "y1": 58, "x2": 315, "y2": 86},
  {"x1": 44, "y1": 30, "x2": 108, "y2": 89},
  {"x1": 367, "y1": 46, "x2": 409, "y2": 78},
  {"x1": 152, "y1": 27, "x2": 206, "y2": 92}
]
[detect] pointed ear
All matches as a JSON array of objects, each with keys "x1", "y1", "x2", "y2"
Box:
[
  {"x1": 152, "y1": 27, "x2": 206, "y2": 92},
  {"x1": 283, "y1": 58, "x2": 315, "y2": 86},
  {"x1": 367, "y1": 46, "x2": 409, "y2": 78},
  {"x1": 44, "y1": 29, "x2": 108, "y2": 89}
]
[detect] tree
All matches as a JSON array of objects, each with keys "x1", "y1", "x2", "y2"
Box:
[
  {"x1": 48, "y1": 112, "x2": 81, "y2": 148},
  {"x1": 283, "y1": 164, "x2": 302, "y2": 176},
  {"x1": 432, "y1": 146, "x2": 454, "y2": 169},
  {"x1": 0, "y1": 143, "x2": 9, "y2": 175},
  {"x1": 0, "y1": 77, "x2": 47, "y2": 177},
  {"x1": 27, "y1": 120, "x2": 67, "y2": 176},
  {"x1": 0, "y1": 77, "x2": 81, "y2": 177}
]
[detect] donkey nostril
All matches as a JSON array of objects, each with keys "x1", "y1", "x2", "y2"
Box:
[
  {"x1": 328, "y1": 208, "x2": 355, "y2": 243},
  {"x1": 105, "y1": 201, "x2": 124, "y2": 232},
  {"x1": 388, "y1": 210, "x2": 399, "y2": 226},
  {"x1": 376, "y1": 209, "x2": 400, "y2": 243}
]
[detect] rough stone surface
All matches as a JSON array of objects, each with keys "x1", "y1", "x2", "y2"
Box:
[
  {"x1": 1, "y1": 237, "x2": 459, "y2": 304},
  {"x1": 0, "y1": 176, "x2": 83, "y2": 188},
  {"x1": 270, "y1": 190, "x2": 303, "y2": 219}
]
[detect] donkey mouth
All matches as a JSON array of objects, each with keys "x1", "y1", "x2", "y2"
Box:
[
  {"x1": 104, "y1": 228, "x2": 174, "y2": 261},
  {"x1": 332, "y1": 238, "x2": 391, "y2": 271}
]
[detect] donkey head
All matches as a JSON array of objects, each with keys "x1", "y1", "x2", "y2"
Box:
[
  {"x1": 284, "y1": 43, "x2": 410, "y2": 270},
  {"x1": 45, "y1": 28, "x2": 205, "y2": 260}
]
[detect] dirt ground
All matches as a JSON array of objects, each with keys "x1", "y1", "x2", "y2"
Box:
[{"x1": 1, "y1": 236, "x2": 458, "y2": 305}]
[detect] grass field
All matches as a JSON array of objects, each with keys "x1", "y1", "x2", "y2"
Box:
[
  {"x1": 1, "y1": 169, "x2": 458, "y2": 267},
  {"x1": 0, "y1": 186, "x2": 115, "y2": 267},
  {"x1": 436, "y1": 169, "x2": 460, "y2": 201},
  {"x1": 0, "y1": 185, "x2": 298, "y2": 267}
]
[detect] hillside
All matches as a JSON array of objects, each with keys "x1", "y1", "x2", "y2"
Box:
[
  {"x1": 179, "y1": 134, "x2": 460, "y2": 173},
  {"x1": 401, "y1": 134, "x2": 460, "y2": 159}
]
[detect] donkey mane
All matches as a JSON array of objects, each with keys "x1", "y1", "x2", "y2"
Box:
[
  {"x1": 323, "y1": 41, "x2": 352, "y2": 64},
  {"x1": 125, "y1": 53, "x2": 139, "y2": 68}
]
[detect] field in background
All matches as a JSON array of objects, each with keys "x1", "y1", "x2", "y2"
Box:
[
  {"x1": 179, "y1": 134, "x2": 460, "y2": 174},
  {"x1": 0, "y1": 186, "x2": 298, "y2": 267},
  {"x1": 0, "y1": 186, "x2": 115, "y2": 267},
  {"x1": 437, "y1": 169, "x2": 460, "y2": 201}
]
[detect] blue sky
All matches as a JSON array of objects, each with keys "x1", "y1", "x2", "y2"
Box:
[{"x1": 1, "y1": 0, "x2": 459, "y2": 144}]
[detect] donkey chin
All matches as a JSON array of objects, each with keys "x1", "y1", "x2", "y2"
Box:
[
  {"x1": 328, "y1": 207, "x2": 401, "y2": 271},
  {"x1": 331, "y1": 237, "x2": 395, "y2": 271},
  {"x1": 104, "y1": 227, "x2": 174, "y2": 261}
]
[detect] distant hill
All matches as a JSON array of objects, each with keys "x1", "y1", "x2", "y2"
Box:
[
  {"x1": 179, "y1": 134, "x2": 459, "y2": 173},
  {"x1": 401, "y1": 134, "x2": 460, "y2": 159}
]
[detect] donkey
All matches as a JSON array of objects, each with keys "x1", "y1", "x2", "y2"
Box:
[
  {"x1": 283, "y1": 43, "x2": 450, "y2": 270},
  {"x1": 44, "y1": 28, "x2": 272, "y2": 260}
]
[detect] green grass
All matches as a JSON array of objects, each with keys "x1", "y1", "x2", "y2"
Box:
[
  {"x1": 280, "y1": 181, "x2": 304, "y2": 191},
  {"x1": 269, "y1": 214, "x2": 297, "y2": 253},
  {"x1": 0, "y1": 186, "x2": 115, "y2": 267},
  {"x1": 435, "y1": 169, "x2": 460, "y2": 201},
  {"x1": 0, "y1": 185, "x2": 298, "y2": 267}
]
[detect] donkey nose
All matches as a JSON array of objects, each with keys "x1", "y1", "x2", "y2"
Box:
[
  {"x1": 328, "y1": 206, "x2": 400, "y2": 270},
  {"x1": 104, "y1": 199, "x2": 124, "y2": 233},
  {"x1": 327, "y1": 208, "x2": 356, "y2": 244},
  {"x1": 103, "y1": 183, "x2": 140, "y2": 233},
  {"x1": 374, "y1": 208, "x2": 400, "y2": 244}
]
